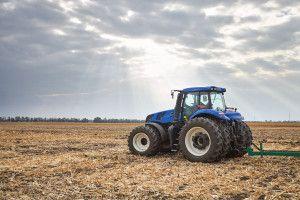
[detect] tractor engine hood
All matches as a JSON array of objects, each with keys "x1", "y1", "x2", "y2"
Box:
[{"x1": 146, "y1": 109, "x2": 174, "y2": 124}]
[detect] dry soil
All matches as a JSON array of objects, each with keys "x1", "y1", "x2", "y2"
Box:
[{"x1": 0, "y1": 122, "x2": 299, "y2": 199}]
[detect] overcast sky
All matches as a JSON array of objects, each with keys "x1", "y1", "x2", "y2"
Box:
[{"x1": 0, "y1": 0, "x2": 299, "y2": 121}]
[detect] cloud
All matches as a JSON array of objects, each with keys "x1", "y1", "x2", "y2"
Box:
[
  {"x1": 286, "y1": 59, "x2": 300, "y2": 71},
  {"x1": 234, "y1": 17, "x2": 300, "y2": 51},
  {"x1": 239, "y1": 15, "x2": 261, "y2": 23},
  {"x1": 0, "y1": 0, "x2": 299, "y2": 120}
]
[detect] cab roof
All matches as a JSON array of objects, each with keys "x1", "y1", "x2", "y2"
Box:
[{"x1": 182, "y1": 86, "x2": 226, "y2": 93}]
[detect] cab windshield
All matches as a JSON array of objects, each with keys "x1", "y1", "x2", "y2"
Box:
[{"x1": 210, "y1": 92, "x2": 226, "y2": 111}]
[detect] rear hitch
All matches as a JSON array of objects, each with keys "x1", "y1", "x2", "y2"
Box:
[{"x1": 247, "y1": 140, "x2": 300, "y2": 157}]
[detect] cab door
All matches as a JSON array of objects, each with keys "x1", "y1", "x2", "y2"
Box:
[
  {"x1": 182, "y1": 92, "x2": 210, "y2": 121},
  {"x1": 182, "y1": 92, "x2": 199, "y2": 120}
]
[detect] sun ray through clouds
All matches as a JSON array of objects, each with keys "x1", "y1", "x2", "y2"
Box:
[{"x1": 0, "y1": 0, "x2": 299, "y2": 120}]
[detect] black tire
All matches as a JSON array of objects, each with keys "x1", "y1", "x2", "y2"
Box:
[
  {"x1": 227, "y1": 121, "x2": 252, "y2": 158},
  {"x1": 217, "y1": 122, "x2": 231, "y2": 159},
  {"x1": 179, "y1": 117, "x2": 223, "y2": 162},
  {"x1": 128, "y1": 126, "x2": 161, "y2": 156}
]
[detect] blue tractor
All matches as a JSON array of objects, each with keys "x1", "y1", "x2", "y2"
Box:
[{"x1": 128, "y1": 86, "x2": 252, "y2": 162}]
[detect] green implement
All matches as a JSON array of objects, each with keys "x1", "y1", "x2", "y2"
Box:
[{"x1": 247, "y1": 142, "x2": 300, "y2": 157}]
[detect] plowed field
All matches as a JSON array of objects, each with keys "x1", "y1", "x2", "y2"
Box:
[{"x1": 0, "y1": 122, "x2": 299, "y2": 199}]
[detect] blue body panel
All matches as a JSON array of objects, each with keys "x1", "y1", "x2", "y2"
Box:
[
  {"x1": 147, "y1": 109, "x2": 174, "y2": 124},
  {"x1": 190, "y1": 109, "x2": 244, "y2": 121},
  {"x1": 189, "y1": 109, "x2": 230, "y2": 121},
  {"x1": 224, "y1": 110, "x2": 244, "y2": 121}
]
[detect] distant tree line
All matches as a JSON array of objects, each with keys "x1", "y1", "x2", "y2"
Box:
[
  {"x1": 1, "y1": 117, "x2": 297, "y2": 123},
  {"x1": 247, "y1": 120, "x2": 299, "y2": 122},
  {"x1": 245, "y1": 120, "x2": 300, "y2": 123},
  {"x1": 0, "y1": 116, "x2": 144, "y2": 123}
]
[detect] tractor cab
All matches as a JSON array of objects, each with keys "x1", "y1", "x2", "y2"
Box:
[
  {"x1": 172, "y1": 86, "x2": 243, "y2": 123},
  {"x1": 146, "y1": 86, "x2": 243, "y2": 125}
]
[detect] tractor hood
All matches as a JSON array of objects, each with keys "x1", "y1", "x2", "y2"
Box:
[{"x1": 146, "y1": 109, "x2": 174, "y2": 124}]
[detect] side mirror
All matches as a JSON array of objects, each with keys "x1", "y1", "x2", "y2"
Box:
[
  {"x1": 171, "y1": 89, "x2": 181, "y2": 99},
  {"x1": 171, "y1": 90, "x2": 174, "y2": 99}
]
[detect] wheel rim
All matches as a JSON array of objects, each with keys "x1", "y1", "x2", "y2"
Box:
[
  {"x1": 133, "y1": 132, "x2": 150, "y2": 152},
  {"x1": 185, "y1": 127, "x2": 211, "y2": 156}
]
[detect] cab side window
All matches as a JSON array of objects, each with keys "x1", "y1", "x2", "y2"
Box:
[
  {"x1": 183, "y1": 92, "x2": 199, "y2": 118},
  {"x1": 199, "y1": 92, "x2": 209, "y2": 109}
]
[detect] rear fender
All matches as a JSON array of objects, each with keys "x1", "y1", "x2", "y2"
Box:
[{"x1": 189, "y1": 109, "x2": 230, "y2": 121}]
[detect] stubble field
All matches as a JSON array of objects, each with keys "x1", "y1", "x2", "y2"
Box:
[{"x1": 0, "y1": 122, "x2": 299, "y2": 199}]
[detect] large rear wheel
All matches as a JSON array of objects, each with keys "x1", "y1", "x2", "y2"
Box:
[
  {"x1": 227, "y1": 121, "x2": 252, "y2": 158},
  {"x1": 179, "y1": 118, "x2": 223, "y2": 162},
  {"x1": 128, "y1": 126, "x2": 161, "y2": 156}
]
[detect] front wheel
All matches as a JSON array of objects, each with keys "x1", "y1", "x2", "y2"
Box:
[
  {"x1": 179, "y1": 118, "x2": 223, "y2": 162},
  {"x1": 128, "y1": 126, "x2": 161, "y2": 156}
]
